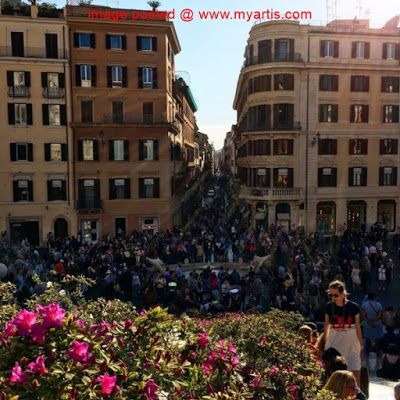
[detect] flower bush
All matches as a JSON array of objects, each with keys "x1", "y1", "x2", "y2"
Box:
[{"x1": 0, "y1": 281, "x2": 338, "y2": 399}]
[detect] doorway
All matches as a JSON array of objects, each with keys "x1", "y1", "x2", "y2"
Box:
[
  {"x1": 54, "y1": 218, "x2": 68, "y2": 239},
  {"x1": 115, "y1": 217, "x2": 126, "y2": 237},
  {"x1": 10, "y1": 220, "x2": 39, "y2": 245}
]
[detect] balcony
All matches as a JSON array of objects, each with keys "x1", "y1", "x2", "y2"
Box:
[
  {"x1": 242, "y1": 53, "x2": 303, "y2": 69},
  {"x1": 237, "y1": 121, "x2": 301, "y2": 133},
  {"x1": 43, "y1": 87, "x2": 65, "y2": 98},
  {"x1": 240, "y1": 186, "x2": 303, "y2": 200},
  {"x1": 273, "y1": 121, "x2": 301, "y2": 130},
  {"x1": 102, "y1": 113, "x2": 166, "y2": 124},
  {"x1": 0, "y1": 46, "x2": 67, "y2": 59},
  {"x1": 76, "y1": 199, "x2": 102, "y2": 211},
  {"x1": 8, "y1": 86, "x2": 29, "y2": 97}
]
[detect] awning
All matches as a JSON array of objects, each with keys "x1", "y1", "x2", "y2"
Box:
[{"x1": 254, "y1": 212, "x2": 267, "y2": 220}]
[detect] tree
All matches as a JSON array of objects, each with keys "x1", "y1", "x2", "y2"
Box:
[{"x1": 147, "y1": 0, "x2": 160, "y2": 11}]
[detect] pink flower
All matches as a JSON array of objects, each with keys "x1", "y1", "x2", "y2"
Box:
[
  {"x1": 260, "y1": 337, "x2": 267, "y2": 346},
  {"x1": 4, "y1": 322, "x2": 17, "y2": 339},
  {"x1": 30, "y1": 324, "x2": 46, "y2": 344},
  {"x1": 228, "y1": 342, "x2": 236, "y2": 353},
  {"x1": 269, "y1": 365, "x2": 278, "y2": 376},
  {"x1": 41, "y1": 303, "x2": 65, "y2": 328},
  {"x1": 96, "y1": 373, "x2": 120, "y2": 396},
  {"x1": 12, "y1": 310, "x2": 38, "y2": 336},
  {"x1": 124, "y1": 319, "x2": 132, "y2": 330},
  {"x1": 28, "y1": 355, "x2": 47, "y2": 375},
  {"x1": 77, "y1": 319, "x2": 86, "y2": 329},
  {"x1": 144, "y1": 379, "x2": 159, "y2": 400},
  {"x1": 67, "y1": 341, "x2": 89, "y2": 363},
  {"x1": 197, "y1": 332, "x2": 209, "y2": 348},
  {"x1": 9, "y1": 362, "x2": 28, "y2": 384},
  {"x1": 140, "y1": 309, "x2": 147, "y2": 317},
  {"x1": 249, "y1": 377, "x2": 261, "y2": 388},
  {"x1": 231, "y1": 355, "x2": 239, "y2": 368}
]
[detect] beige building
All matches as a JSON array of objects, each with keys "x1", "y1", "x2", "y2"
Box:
[
  {"x1": 234, "y1": 18, "x2": 400, "y2": 234},
  {"x1": 0, "y1": 4, "x2": 75, "y2": 246}
]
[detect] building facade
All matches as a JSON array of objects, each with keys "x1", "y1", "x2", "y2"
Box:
[
  {"x1": 234, "y1": 18, "x2": 400, "y2": 234},
  {"x1": 0, "y1": 4, "x2": 76, "y2": 246}
]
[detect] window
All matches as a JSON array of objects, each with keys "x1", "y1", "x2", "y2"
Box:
[
  {"x1": 273, "y1": 168, "x2": 293, "y2": 188},
  {"x1": 318, "y1": 168, "x2": 337, "y2": 187},
  {"x1": 383, "y1": 105, "x2": 399, "y2": 123},
  {"x1": 109, "y1": 139, "x2": 129, "y2": 161},
  {"x1": 350, "y1": 76, "x2": 369, "y2": 92},
  {"x1": 48, "y1": 179, "x2": 66, "y2": 201},
  {"x1": 258, "y1": 39, "x2": 271, "y2": 62},
  {"x1": 248, "y1": 140, "x2": 271, "y2": 156},
  {"x1": 109, "y1": 178, "x2": 130, "y2": 199},
  {"x1": 143, "y1": 102, "x2": 154, "y2": 123},
  {"x1": 273, "y1": 104, "x2": 294, "y2": 129},
  {"x1": 274, "y1": 38, "x2": 294, "y2": 61},
  {"x1": 274, "y1": 74, "x2": 294, "y2": 90},
  {"x1": 349, "y1": 139, "x2": 368, "y2": 155},
  {"x1": 10, "y1": 143, "x2": 33, "y2": 161},
  {"x1": 79, "y1": 65, "x2": 92, "y2": 87},
  {"x1": 112, "y1": 102, "x2": 123, "y2": 123},
  {"x1": 42, "y1": 104, "x2": 66, "y2": 126},
  {"x1": 273, "y1": 139, "x2": 293, "y2": 155},
  {"x1": 320, "y1": 40, "x2": 339, "y2": 57},
  {"x1": 45, "y1": 33, "x2": 58, "y2": 59},
  {"x1": 380, "y1": 167, "x2": 397, "y2": 186},
  {"x1": 41, "y1": 72, "x2": 65, "y2": 97},
  {"x1": 7, "y1": 71, "x2": 30, "y2": 97},
  {"x1": 137, "y1": 36, "x2": 157, "y2": 51},
  {"x1": 139, "y1": 178, "x2": 160, "y2": 198},
  {"x1": 380, "y1": 139, "x2": 398, "y2": 155},
  {"x1": 352, "y1": 42, "x2": 369, "y2": 59},
  {"x1": 106, "y1": 34, "x2": 126, "y2": 50},
  {"x1": 248, "y1": 75, "x2": 271, "y2": 94},
  {"x1": 381, "y1": 77, "x2": 399, "y2": 93},
  {"x1": 78, "y1": 139, "x2": 99, "y2": 161},
  {"x1": 139, "y1": 139, "x2": 159, "y2": 160},
  {"x1": 111, "y1": 66, "x2": 122, "y2": 87},
  {"x1": 319, "y1": 105, "x2": 338, "y2": 122},
  {"x1": 349, "y1": 167, "x2": 367, "y2": 186},
  {"x1": 383, "y1": 43, "x2": 396, "y2": 60},
  {"x1": 13, "y1": 179, "x2": 33, "y2": 202},
  {"x1": 318, "y1": 139, "x2": 337, "y2": 155},
  {"x1": 319, "y1": 75, "x2": 339, "y2": 91},
  {"x1": 139, "y1": 67, "x2": 157, "y2": 89},
  {"x1": 44, "y1": 143, "x2": 67, "y2": 161},
  {"x1": 11, "y1": 32, "x2": 24, "y2": 57},
  {"x1": 246, "y1": 105, "x2": 271, "y2": 131},
  {"x1": 350, "y1": 105, "x2": 368, "y2": 123},
  {"x1": 8, "y1": 103, "x2": 32, "y2": 125},
  {"x1": 250, "y1": 168, "x2": 270, "y2": 187},
  {"x1": 74, "y1": 33, "x2": 95, "y2": 49},
  {"x1": 81, "y1": 101, "x2": 93, "y2": 123}
]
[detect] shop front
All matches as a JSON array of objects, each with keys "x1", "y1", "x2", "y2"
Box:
[
  {"x1": 316, "y1": 202, "x2": 336, "y2": 234},
  {"x1": 377, "y1": 200, "x2": 396, "y2": 231},
  {"x1": 276, "y1": 203, "x2": 290, "y2": 230},
  {"x1": 347, "y1": 200, "x2": 366, "y2": 231}
]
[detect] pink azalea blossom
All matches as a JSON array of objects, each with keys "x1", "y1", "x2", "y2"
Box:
[
  {"x1": 144, "y1": 379, "x2": 159, "y2": 400},
  {"x1": 124, "y1": 319, "x2": 132, "y2": 330},
  {"x1": 30, "y1": 324, "x2": 46, "y2": 344},
  {"x1": 12, "y1": 310, "x2": 38, "y2": 336},
  {"x1": 41, "y1": 303, "x2": 65, "y2": 328},
  {"x1": 4, "y1": 322, "x2": 17, "y2": 339},
  {"x1": 28, "y1": 355, "x2": 47, "y2": 375},
  {"x1": 231, "y1": 355, "x2": 239, "y2": 368},
  {"x1": 197, "y1": 332, "x2": 209, "y2": 348},
  {"x1": 77, "y1": 319, "x2": 86, "y2": 329},
  {"x1": 260, "y1": 337, "x2": 267, "y2": 345},
  {"x1": 228, "y1": 342, "x2": 236, "y2": 353},
  {"x1": 9, "y1": 362, "x2": 28, "y2": 384},
  {"x1": 96, "y1": 373, "x2": 120, "y2": 396},
  {"x1": 67, "y1": 341, "x2": 89, "y2": 363},
  {"x1": 249, "y1": 377, "x2": 261, "y2": 388},
  {"x1": 140, "y1": 309, "x2": 147, "y2": 317}
]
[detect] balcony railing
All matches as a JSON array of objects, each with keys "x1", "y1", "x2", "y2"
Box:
[
  {"x1": 43, "y1": 87, "x2": 65, "y2": 98},
  {"x1": 0, "y1": 46, "x2": 67, "y2": 59},
  {"x1": 102, "y1": 113, "x2": 166, "y2": 124},
  {"x1": 242, "y1": 53, "x2": 303, "y2": 68},
  {"x1": 241, "y1": 186, "x2": 303, "y2": 200},
  {"x1": 237, "y1": 121, "x2": 301, "y2": 133},
  {"x1": 8, "y1": 86, "x2": 29, "y2": 97},
  {"x1": 76, "y1": 199, "x2": 102, "y2": 211}
]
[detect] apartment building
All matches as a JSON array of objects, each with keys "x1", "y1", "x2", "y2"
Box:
[
  {"x1": 66, "y1": 5, "x2": 181, "y2": 241},
  {"x1": 233, "y1": 18, "x2": 400, "y2": 234},
  {"x1": 0, "y1": 4, "x2": 75, "y2": 246}
]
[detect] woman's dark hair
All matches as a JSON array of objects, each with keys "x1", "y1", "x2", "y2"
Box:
[
  {"x1": 387, "y1": 343, "x2": 399, "y2": 355},
  {"x1": 322, "y1": 347, "x2": 341, "y2": 361}
]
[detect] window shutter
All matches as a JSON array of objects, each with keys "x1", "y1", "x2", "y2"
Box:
[
  {"x1": 383, "y1": 43, "x2": 387, "y2": 59},
  {"x1": 109, "y1": 179, "x2": 115, "y2": 199},
  {"x1": 393, "y1": 168, "x2": 398, "y2": 185},
  {"x1": 41, "y1": 103, "x2": 51, "y2": 126},
  {"x1": 124, "y1": 178, "x2": 130, "y2": 199},
  {"x1": 8, "y1": 103, "x2": 15, "y2": 125},
  {"x1": 333, "y1": 139, "x2": 338, "y2": 154},
  {"x1": 363, "y1": 105, "x2": 369, "y2": 123},
  {"x1": 366, "y1": 77, "x2": 369, "y2": 92},
  {"x1": 288, "y1": 140, "x2": 293, "y2": 155},
  {"x1": 289, "y1": 74, "x2": 294, "y2": 90},
  {"x1": 47, "y1": 180, "x2": 52, "y2": 201},
  {"x1": 379, "y1": 167, "x2": 384, "y2": 185},
  {"x1": 393, "y1": 106, "x2": 399, "y2": 123},
  {"x1": 122, "y1": 67, "x2": 127, "y2": 88},
  {"x1": 152, "y1": 68, "x2": 157, "y2": 89},
  {"x1": 13, "y1": 181, "x2": 19, "y2": 202},
  {"x1": 40, "y1": 72, "x2": 48, "y2": 88},
  {"x1": 25, "y1": 72, "x2": 30, "y2": 87},
  {"x1": 365, "y1": 42, "x2": 370, "y2": 59},
  {"x1": 273, "y1": 168, "x2": 278, "y2": 186},
  {"x1": 59, "y1": 73, "x2": 65, "y2": 88},
  {"x1": 139, "y1": 140, "x2": 144, "y2": 160},
  {"x1": 136, "y1": 36, "x2": 142, "y2": 51},
  {"x1": 318, "y1": 139, "x2": 323, "y2": 154},
  {"x1": 75, "y1": 65, "x2": 81, "y2": 86},
  {"x1": 319, "y1": 76, "x2": 324, "y2": 91},
  {"x1": 73, "y1": 33, "x2": 79, "y2": 47},
  {"x1": 138, "y1": 67, "x2": 143, "y2": 88},
  {"x1": 274, "y1": 75, "x2": 279, "y2": 90},
  {"x1": 105, "y1": 34, "x2": 111, "y2": 49},
  {"x1": 382, "y1": 105, "x2": 386, "y2": 123},
  {"x1": 78, "y1": 140, "x2": 83, "y2": 161},
  {"x1": 333, "y1": 75, "x2": 338, "y2": 91},
  {"x1": 10, "y1": 143, "x2": 16, "y2": 161},
  {"x1": 350, "y1": 76, "x2": 355, "y2": 91},
  {"x1": 90, "y1": 33, "x2": 96, "y2": 48},
  {"x1": 121, "y1": 35, "x2": 127, "y2": 50},
  {"x1": 26, "y1": 104, "x2": 32, "y2": 125},
  {"x1": 124, "y1": 140, "x2": 129, "y2": 161},
  {"x1": 379, "y1": 139, "x2": 385, "y2": 154},
  {"x1": 287, "y1": 169, "x2": 293, "y2": 187},
  {"x1": 332, "y1": 105, "x2": 338, "y2": 122},
  {"x1": 153, "y1": 140, "x2": 159, "y2": 160},
  {"x1": 319, "y1": 105, "x2": 324, "y2": 122},
  {"x1": 332, "y1": 168, "x2": 337, "y2": 186},
  {"x1": 7, "y1": 71, "x2": 13, "y2": 86},
  {"x1": 394, "y1": 140, "x2": 399, "y2": 154},
  {"x1": 152, "y1": 37, "x2": 157, "y2": 51},
  {"x1": 94, "y1": 179, "x2": 100, "y2": 198},
  {"x1": 107, "y1": 66, "x2": 112, "y2": 88},
  {"x1": 395, "y1": 78, "x2": 400, "y2": 93},
  {"x1": 60, "y1": 105, "x2": 66, "y2": 126},
  {"x1": 273, "y1": 140, "x2": 278, "y2": 155},
  {"x1": 320, "y1": 40, "x2": 325, "y2": 57},
  {"x1": 91, "y1": 66, "x2": 96, "y2": 87},
  {"x1": 288, "y1": 39, "x2": 294, "y2": 59},
  {"x1": 350, "y1": 106, "x2": 355, "y2": 123},
  {"x1": 348, "y1": 168, "x2": 353, "y2": 187},
  {"x1": 362, "y1": 139, "x2": 368, "y2": 154},
  {"x1": 27, "y1": 143, "x2": 33, "y2": 161},
  {"x1": 349, "y1": 139, "x2": 354, "y2": 155},
  {"x1": 395, "y1": 44, "x2": 400, "y2": 60},
  {"x1": 154, "y1": 178, "x2": 160, "y2": 198},
  {"x1": 351, "y1": 42, "x2": 356, "y2": 58},
  {"x1": 333, "y1": 41, "x2": 339, "y2": 57},
  {"x1": 44, "y1": 143, "x2": 51, "y2": 161},
  {"x1": 28, "y1": 180, "x2": 33, "y2": 201},
  {"x1": 61, "y1": 144, "x2": 67, "y2": 161},
  {"x1": 139, "y1": 178, "x2": 144, "y2": 198},
  {"x1": 381, "y1": 77, "x2": 385, "y2": 93},
  {"x1": 362, "y1": 168, "x2": 367, "y2": 186},
  {"x1": 109, "y1": 140, "x2": 114, "y2": 160},
  {"x1": 93, "y1": 140, "x2": 99, "y2": 161}
]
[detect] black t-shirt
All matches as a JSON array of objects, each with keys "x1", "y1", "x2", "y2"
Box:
[{"x1": 325, "y1": 300, "x2": 360, "y2": 328}]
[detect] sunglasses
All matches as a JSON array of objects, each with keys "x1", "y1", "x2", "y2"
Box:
[{"x1": 328, "y1": 293, "x2": 340, "y2": 298}]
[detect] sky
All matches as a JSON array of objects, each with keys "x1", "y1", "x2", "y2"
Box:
[{"x1": 59, "y1": 0, "x2": 399, "y2": 149}]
